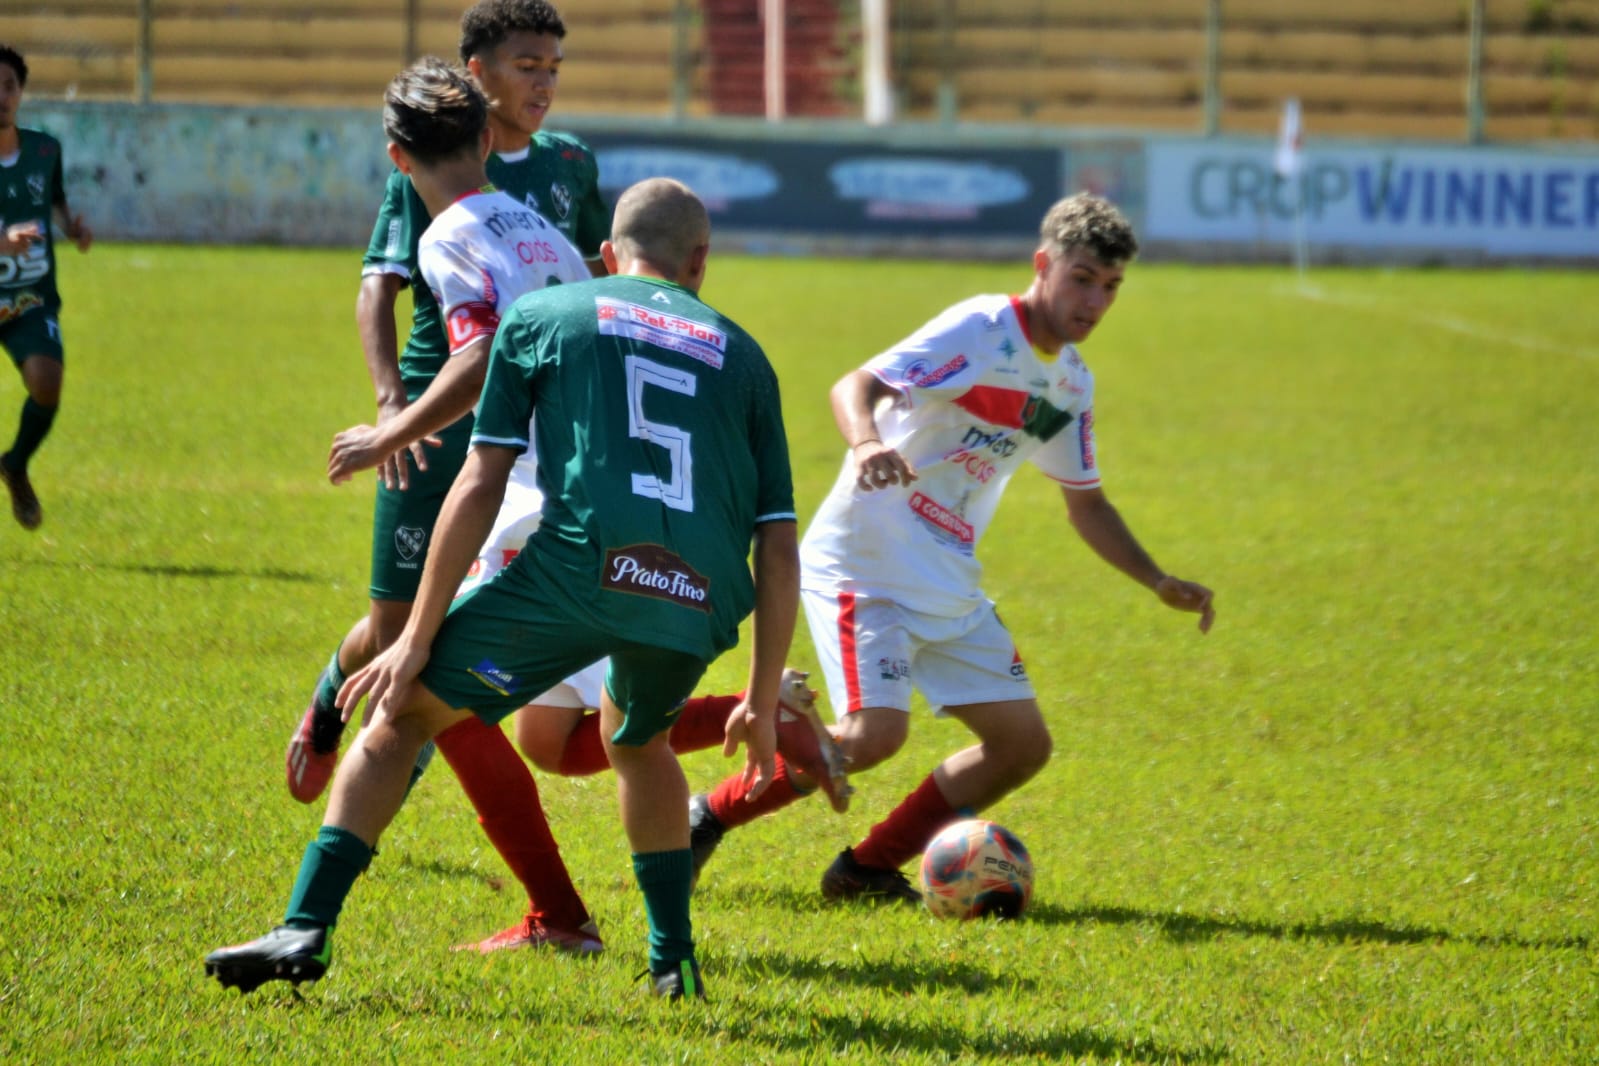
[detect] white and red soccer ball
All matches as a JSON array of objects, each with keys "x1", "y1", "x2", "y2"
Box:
[{"x1": 919, "y1": 818, "x2": 1033, "y2": 920}]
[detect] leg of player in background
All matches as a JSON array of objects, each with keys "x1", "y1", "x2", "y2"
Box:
[{"x1": 1, "y1": 350, "x2": 63, "y2": 530}]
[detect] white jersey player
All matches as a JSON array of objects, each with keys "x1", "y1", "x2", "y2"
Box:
[
  {"x1": 687, "y1": 193, "x2": 1217, "y2": 905},
  {"x1": 418, "y1": 187, "x2": 604, "y2": 709}
]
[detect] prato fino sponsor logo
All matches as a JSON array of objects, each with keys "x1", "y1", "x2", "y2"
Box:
[{"x1": 603, "y1": 545, "x2": 712, "y2": 613}]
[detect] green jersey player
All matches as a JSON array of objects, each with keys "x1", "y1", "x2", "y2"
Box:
[
  {"x1": 208, "y1": 177, "x2": 800, "y2": 1002},
  {"x1": 0, "y1": 44, "x2": 93, "y2": 531},
  {"x1": 285, "y1": 0, "x2": 613, "y2": 806}
]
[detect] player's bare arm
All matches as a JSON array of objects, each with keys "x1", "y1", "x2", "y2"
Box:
[
  {"x1": 723, "y1": 519, "x2": 801, "y2": 799},
  {"x1": 327, "y1": 336, "x2": 489, "y2": 484},
  {"x1": 339, "y1": 443, "x2": 518, "y2": 721},
  {"x1": 1062, "y1": 485, "x2": 1215, "y2": 632},
  {"x1": 51, "y1": 204, "x2": 91, "y2": 252},
  {"x1": 831, "y1": 368, "x2": 918, "y2": 492},
  {"x1": 355, "y1": 270, "x2": 425, "y2": 491}
]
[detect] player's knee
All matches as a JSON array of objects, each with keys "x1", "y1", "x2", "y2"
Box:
[
  {"x1": 836, "y1": 707, "x2": 907, "y2": 773},
  {"x1": 1001, "y1": 720, "x2": 1052, "y2": 782},
  {"x1": 22, "y1": 359, "x2": 62, "y2": 406}
]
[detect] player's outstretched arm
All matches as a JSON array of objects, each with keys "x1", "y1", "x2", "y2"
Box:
[
  {"x1": 723, "y1": 519, "x2": 800, "y2": 798},
  {"x1": 338, "y1": 444, "x2": 518, "y2": 723},
  {"x1": 327, "y1": 336, "x2": 488, "y2": 484},
  {"x1": 1062, "y1": 485, "x2": 1215, "y2": 633},
  {"x1": 52, "y1": 205, "x2": 92, "y2": 252}
]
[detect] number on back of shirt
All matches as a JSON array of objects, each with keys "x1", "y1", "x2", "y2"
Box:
[{"x1": 624, "y1": 354, "x2": 696, "y2": 513}]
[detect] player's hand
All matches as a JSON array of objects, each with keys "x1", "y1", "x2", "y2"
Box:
[
  {"x1": 721, "y1": 697, "x2": 777, "y2": 802},
  {"x1": 62, "y1": 214, "x2": 93, "y2": 253},
  {"x1": 0, "y1": 222, "x2": 42, "y2": 255},
  {"x1": 1155, "y1": 575, "x2": 1215, "y2": 633},
  {"x1": 336, "y1": 638, "x2": 430, "y2": 728},
  {"x1": 328, "y1": 424, "x2": 386, "y2": 485},
  {"x1": 853, "y1": 439, "x2": 917, "y2": 493},
  {"x1": 371, "y1": 401, "x2": 441, "y2": 491}
]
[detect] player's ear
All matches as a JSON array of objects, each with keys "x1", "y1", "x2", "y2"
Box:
[
  {"x1": 1032, "y1": 248, "x2": 1053, "y2": 277},
  {"x1": 599, "y1": 240, "x2": 620, "y2": 275},
  {"x1": 386, "y1": 141, "x2": 411, "y2": 175},
  {"x1": 683, "y1": 242, "x2": 710, "y2": 291}
]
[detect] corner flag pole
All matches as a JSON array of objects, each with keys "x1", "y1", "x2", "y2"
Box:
[{"x1": 1274, "y1": 97, "x2": 1308, "y2": 281}]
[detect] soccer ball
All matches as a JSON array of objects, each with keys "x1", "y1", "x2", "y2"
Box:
[{"x1": 919, "y1": 818, "x2": 1033, "y2": 920}]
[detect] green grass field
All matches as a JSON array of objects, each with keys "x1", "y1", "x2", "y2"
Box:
[{"x1": 2, "y1": 245, "x2": 1596, "y2": 1064}]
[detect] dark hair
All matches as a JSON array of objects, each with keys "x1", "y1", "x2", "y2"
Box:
[
  {"x1": 459, "y1": 0, "x2": 566, "y2": 63},
  {"x1": 382, "y1": 58, "x2": 487, "y2": 165},
  {"x1": 1040, "y1": 193, "x2": 1139, "y2": 265},
  {"x1": 0, "y1": 45, "x2": 28, "y2": 88}
]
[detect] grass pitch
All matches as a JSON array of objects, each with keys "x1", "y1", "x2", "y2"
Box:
[{"x1": 1, "y1": 245, "x2": 1595, "y2": 1064}]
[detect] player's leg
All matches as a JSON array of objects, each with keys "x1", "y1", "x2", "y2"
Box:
[
  {"x1": 0, "y1": 317, "x2": 65, "y2": 530},
  {"x1": 826, "y1": 606, "x2": 1045, "y2": 906},
  {"x1": 689, "y1": 590, "x2": 899, "y2": 885},
  {"x1": 285, "y1": 421, "x2": 467, "y2": 801},
  {"x1": 206, "y1": 683, "x2": 473, "y2": 993},
  {"x1": 600, "y1": 646, "x2": 710, "y2": 999}
]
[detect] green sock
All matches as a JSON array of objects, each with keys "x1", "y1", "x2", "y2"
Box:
[
  {"x1": 284, "y1": 825, "x2": 373, "y2": 928},
  {"x1": 314, "y1": 649, "x2": 347, "y2": 715},
  {"x1": 633, "y1": 848, "x2": 695, "y2": 972},
  {"x1": 5, "y1": 398, "x2": 56, "y2": 470}
]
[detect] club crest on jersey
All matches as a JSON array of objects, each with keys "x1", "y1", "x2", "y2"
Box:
[
  {"x1": 602, "y1": 544, "x2": 711, "y2": 613},
  {"x1": 395, "y1": 525, "x2": 427, "y2": 562},
  {"x1": 594, "y1": 296, "x2": 725, "y2": 369},
  {"x1": 550, "y1": 182, "x2": 572, "y2": 219},
  {"x1": 26, "y1": 174, "x2": 46, "y2": 205}
]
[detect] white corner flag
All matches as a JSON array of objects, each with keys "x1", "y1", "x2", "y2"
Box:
[
  {"x1": 1274, "y1": 97, "x2": 1309, "y2": 280},
  {"x1": 1274, "y1": 97, "x2": 1303, "y2": 178}
]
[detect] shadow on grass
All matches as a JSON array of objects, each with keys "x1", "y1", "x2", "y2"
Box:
[
  {"x1": 19, "y1": 557, "x2": 326, "y2": 583},
  {"x1": 751, "y1": 947, "x2": 1038, "y2": 995},
  {"x1": 1025, "y1": 901, "x2": 1590, "y2": 951},
  {"x1": 752, "y1": 1005, "x2": 1228, "y2": 1064}
]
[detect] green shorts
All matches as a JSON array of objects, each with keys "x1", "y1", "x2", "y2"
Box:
[
  {"x1": 367, "y1": 414, "x2": 473, "y2": 601},
  {"x1": 0, "y1": 309, "x2": 64, "y2": 368},
  {"x1": 419, "y1": 560, "x2": 709, "y2": 747}
]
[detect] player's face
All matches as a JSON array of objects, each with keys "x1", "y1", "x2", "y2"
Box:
[
  {"x1": 475, "y1": 31, "x2": 563, "y2": 139},
  {"x1": 0, "y1": 66, "x2": 22, "y2": 131},
  {"x1": 1031, "y1": 248, "x2": 1124, "y2": 348}
]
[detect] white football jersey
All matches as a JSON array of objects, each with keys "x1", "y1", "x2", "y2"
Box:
[
  {"x1": 418, "y1": 187, "x2": 589, "y2": 516},
  {"x1": 800, "y1": 293, "x2": 1100, "y2": 617}
]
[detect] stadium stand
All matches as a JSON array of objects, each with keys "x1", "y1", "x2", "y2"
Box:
[{"x1": 8, "y1": 0, "x2": 1598, "y2": 140}]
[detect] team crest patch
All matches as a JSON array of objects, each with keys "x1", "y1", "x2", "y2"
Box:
[
  {"x1": 395, "y1": 525, "x2": 427, "y2": 561},
  {"x1": 550, "y1": 182, "x2": 573, "y2": 219},
  {"x1": 26, "y1": 174, "x2": 46, "y2": 205},
  {"x1": 602, "y1": 544, "x2": 711, "y2": 613}
]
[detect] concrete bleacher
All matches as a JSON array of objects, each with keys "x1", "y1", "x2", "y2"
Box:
[{"x1": 9, "y1": 0, "x2": 1599, "y2": 141}]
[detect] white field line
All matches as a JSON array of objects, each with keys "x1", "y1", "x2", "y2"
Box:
[{"x1": 1284, "y1": 282, "x2": 1599, "y2": 361}]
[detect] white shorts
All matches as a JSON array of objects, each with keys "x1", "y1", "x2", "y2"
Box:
[
  {"x1": 457, "y1": 483, "x2": 608, "y2": 712},
  {"x1": 801, "y1": 588, "x2": 1034, "y2": 718}
]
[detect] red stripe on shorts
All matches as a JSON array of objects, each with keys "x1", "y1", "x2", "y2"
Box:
[{"x1": 837, "y1": 591, "x2": 864, "y2": 713}]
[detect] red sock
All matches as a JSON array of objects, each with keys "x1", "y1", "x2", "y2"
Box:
[
  {"x1": 706, "y1": 755, "x2": 811, "y2": 829},
  {"x1": 852, "y1": 773, "x2": 959, "y2": 871},
  {"x1": 557, "y1": 693, "x2": 742, "y2": 776},
  {"x1": 435, "y1": 717, "x2": 590, "y2": 931}
]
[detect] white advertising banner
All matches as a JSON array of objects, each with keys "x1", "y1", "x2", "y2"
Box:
[{"x1": 1147, "y1": 138, "x2": 1599, "y2": 258}]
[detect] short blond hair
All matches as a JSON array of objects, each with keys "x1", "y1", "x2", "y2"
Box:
[{"x1": 1039, "y1": 193, "x2": 1138, "y2": 265}]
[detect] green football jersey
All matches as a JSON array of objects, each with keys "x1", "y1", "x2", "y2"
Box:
[
  {"x1": 473, "y1": 275, "x2": 796, "y2": 661},
  {"x1": 0, "y1": 128, "x2": 67, "y2": 325},
  {"x1": 362, "y1": 132, "x2": 610, "y2": 399}
]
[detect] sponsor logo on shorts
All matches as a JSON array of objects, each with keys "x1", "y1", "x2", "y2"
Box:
[
  {"x1": 468, "y1": 659, "x2": 519, "y2": 696},
  {"x1": 602, "y1": 544, "x2": 712, "y2": 613},
  {"x1": 395, "y1": 525, "x2": 426, "y2": 562},
  {"x1": 878, "y1": 657, "x2": 910, "y2": 682},
  {"x1": 908, "y1": 492, "x2": 975, "y2": 553},
  {"x1": 595, "y1": 297, "x2": 725, "y2": 369},
  {"x1": 904, "y1": 353, "x2": 969, "y2": 388},
  {"x1": 1009, "y1": 648, "x2": 1028, "y2": 679}
]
